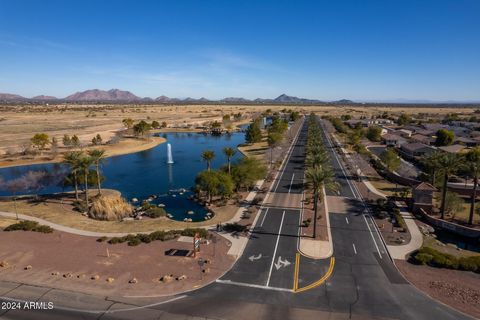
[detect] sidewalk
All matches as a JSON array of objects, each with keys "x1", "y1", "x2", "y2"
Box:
[{"x1": 386, "y1": 203, "x2": 423, "y2": 260}]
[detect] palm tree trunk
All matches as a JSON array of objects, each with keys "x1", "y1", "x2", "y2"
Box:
[
  {"x1": 313, "y1": 191, "x2": 318, "y2": 238},
  {"x1": 84, "y1": 171, "x2": 89, "y2": 207},
  {"x1": 96, "y1": 163, "x2": 102, "y2": 195},
  {"x1": 228, "y1": 158, "x2": 231, "y2": 175},
  {"x1": 73, "y1": 172, "x2": 79, "y2": 200},
  {"x1": 207, "y1": 161, "x2": 211, "y2": 172},
  {"x1": 469, "y1": 176, "x2": 477, "y2": 225},
  {"x1": 440, "y1": 172, "x2": 448, "y2": 220}
]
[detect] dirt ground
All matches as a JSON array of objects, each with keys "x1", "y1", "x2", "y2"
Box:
[
  {"x1": 396, "y1": 260, "x2": 480, "y2": 319},
  {"x1": 0, "y1": 229, "x2": 234, "y2": 297},
  {"x1": 2, "y1": 103, "x2": 475, "y2": 157}
]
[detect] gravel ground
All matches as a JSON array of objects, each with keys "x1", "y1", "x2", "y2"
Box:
[
  {"x1": 396, "y1": 260, "x2": 480, "y2": 319},
  {"x1": 0, "y1": 230, "x2": 234, "y2": 298}
]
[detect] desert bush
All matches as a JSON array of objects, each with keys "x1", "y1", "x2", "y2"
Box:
[
  {"x1": 4, "y1": 220, "x2": 53, "y2": 233},
  {"x1": 127, "y1": 238, "x2": 142, "y2": 246},
  {"x1": 89, "y1": 194, "x2": 133, "y2": 221},
  {"x1": 73, "y1": 200, "x2": 88, "y2": 213},
  {"x1": 97, "y1": 236, "x2": 108, "y2": 242},
  {"x1": 181, "y1": 228, "x2": 209, "y2": 238},
  {"x1": 145, "y1": 207, "x2": 166, "y2": 218}
]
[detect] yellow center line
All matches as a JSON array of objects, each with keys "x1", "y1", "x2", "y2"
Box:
[{"x1": 293, "y1": 255, "x2": 335, "y2": 293}]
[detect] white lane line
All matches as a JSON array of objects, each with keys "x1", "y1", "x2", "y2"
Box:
[
  {"x1": 216, "y1": 279, "x2": 293, "y2": 292},
  {"x1": 363, "y1": 214, "x2": 382, "y2": 258},
  {"x1": 273, "y1": 120, "x2": 304, "y2": 193},
  {"x1": 266, "y1": 210, "x2": 286, "y2": 286},
  {"x1": 320, "y1": 119, "x2": 386, "y2": 258},
  {"x1": 345, "y1": 217, "x2": 349, "y2": 224},
  {"x1": 259, "y1": 208, "x2": 269, "y2": 227},
  {"x1": 352, "y1": 243, "x2": 357, "y2": 255},
  {"x1": 288, "y1": 173, "x2": 295, "y2": 193}
]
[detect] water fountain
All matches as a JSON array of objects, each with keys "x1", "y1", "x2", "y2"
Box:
[{"x1": 167, "y1": 143, "x2": 174, "y2": 164}]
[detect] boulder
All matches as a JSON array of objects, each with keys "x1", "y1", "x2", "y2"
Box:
[
  {"x1": 160, "y1": 275, "x2": 173, "y2": 283},
  {"x1": 129, "y1": 278, "x2": 138, "y2": 284},
  {"x1": 106, "y1": 277, "x2": 115, "y2": 283},
  {"x1": 91, "y1": 275, "x2": 100, "y2": 280},
  {"x1": 0, "y1": 261, "x2": 9, "y2": 268},
  {"x1": 24, "y1": 265, "x2": 32, "y2": 270},
  {"x1": 176, "y1": 275, "x2": 187, "y2": 281}
]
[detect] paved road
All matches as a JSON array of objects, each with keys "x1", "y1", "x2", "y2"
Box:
[{"x1": 0, "y1": 117, "x2": 472, "y2": 320}]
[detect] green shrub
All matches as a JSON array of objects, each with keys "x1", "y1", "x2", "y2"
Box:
[
  {"x1": 97, "y1": 236, "x2": 108, "y2": 242},
  {"x1": 127, "y1": 238, "x2": 142, "y2": 246},
  {"x1": 108, "y1": 237, "x2": 122, "y2": 244},
  {"x1": 459, "y1": 257, "x2": 478, "y2": 272},
  {"x1": 181, "y1": 228, "x2": 208, "y2": 238},
  {"x1": 146, "y1": 207, "x2": 166, "y2": 218},
  {"x1": 4, "y1": 220, "x2": 53, "y2": 233},
  {"x1": 138, "y1": 234, "x2": 152, "y2": 243},
  {"x1": 415, "y1": 253, "x2": 433, "y2": 265},
  {"x1": 413, "y1": 247, "x2": 479, "y2": 273},
  {"x1": 393, "y1": 208, "x2": 407, "y2": 232}
]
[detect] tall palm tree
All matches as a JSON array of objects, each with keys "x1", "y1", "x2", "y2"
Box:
[
  {"x1": 465, "y1": 148, "x2": 480, "y2": 225},
  {"x1": 62, "y1": 151, "x2": 83, "y2": 200},
  {"x1": 87, "y1": 149, "x2": 106, "y2": 195},
  {"x1": 437, "y1": 153, "x2": 463, "y2": 220},
  {"x1": 423, "y1": 151, "x2": 444, "y2": 186},
  {"x1": 305, "y1": 166, "x2": 338, "y2": 238},
  {"x1": 222, "y1": 147, "x2": 236, "y2": 175},
  {"x1": 201, "y1": 150, "x2": 215, "y2": 171},
  {"x1": 79, "y1": 155, "x2": 93, "y2": 207}
]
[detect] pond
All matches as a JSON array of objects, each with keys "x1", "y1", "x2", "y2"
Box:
[{"x1": 0, "y1": 131, "x2": 245, "y2": 222}]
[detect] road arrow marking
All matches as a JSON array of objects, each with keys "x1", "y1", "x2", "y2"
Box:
[
  {"x1": 249, "y1": 254, "x2": 262, "y2": 262},
  {"x1": 274, "y1": 256, "x2": 291, "y2": 270}
]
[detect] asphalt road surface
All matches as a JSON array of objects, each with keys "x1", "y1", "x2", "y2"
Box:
[{"x1": 0, "y1": 117, "x2": 472, "y2": 320}]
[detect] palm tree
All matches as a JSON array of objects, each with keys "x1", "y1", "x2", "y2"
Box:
[
  {"x1": 79, "y1": 155, "x2": 93, "y2": 207},
  {"x1": 437, "y1": 153, "x2": 463, "y2": 220},
  {"x1": 87, "y1": 149, "x2": 106, "y2": 195},
  {"x1": 306, "y1": 148, "x2": 329, "y2": 169},
  {"x1": 222, "y1": 147, "x2": 236, "y2": 175},
  {"x1": 63, "y1": 151, "x2": 83, "y2": 200},
  {"x1": 423, "y1": 151, "x2": 444, "y2": 186},
  {"x1": 305, "y1": 166, "x2": 338, "y2": 238},
  {"x1": 201, "y1": 150, "x2": 215, "y2": 171},
  {"x1": 465, "y1": 148, "x2": 480, "y2": 225}
]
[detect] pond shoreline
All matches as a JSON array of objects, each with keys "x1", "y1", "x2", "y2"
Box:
[{"x1": 0, "y1": 136, "x2": 167, "y2": 169}]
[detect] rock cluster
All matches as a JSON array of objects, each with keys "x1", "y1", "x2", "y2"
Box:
[{"x1": 429, "y1": 281, "x2": 480, "y2": 304}]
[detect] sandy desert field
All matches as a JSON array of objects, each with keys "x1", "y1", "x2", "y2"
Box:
[{"x1": 0, "y1": 103, "x2": 477, "y2": 159}]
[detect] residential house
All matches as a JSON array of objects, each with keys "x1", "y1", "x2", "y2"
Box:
[
  {"x1": 411, "y1": 134, "x2": 435, "y2": 145},
  {"x1": 382, "y1": 133, "x2": 407, "y2": 147},
  {"x1": 400, "y1": 142, "x2": 435, "y2": 159},
  {"x1": 438, "y1": 144, "x2": 468, "y2": 154}
]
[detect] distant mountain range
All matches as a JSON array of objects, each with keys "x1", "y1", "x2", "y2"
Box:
[
  {"x1": 1, "y1": 88, "x2": 477, "y2": 104},
  {"x1": 0, "y1": 88, "x2": 355, "y2": 104}
]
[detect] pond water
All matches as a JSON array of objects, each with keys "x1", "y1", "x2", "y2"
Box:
[{"x1": 0, "y1": 131, "x2": 245, "y2": 221}]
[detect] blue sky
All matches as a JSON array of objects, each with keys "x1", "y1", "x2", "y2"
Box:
[{"x1": 0, "y1": 0, "x2": 479, "y2": 101}]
